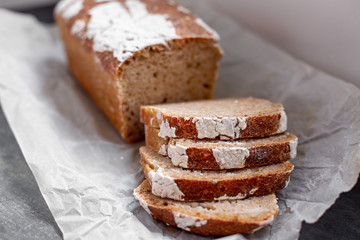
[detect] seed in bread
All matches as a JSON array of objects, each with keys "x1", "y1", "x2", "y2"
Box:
[
  {"x1": 54, "y1": 0, "x2": 223, "y2": 142},
  {"x1": 141, "y1": 97, "x2": 287, "y2": 140}
]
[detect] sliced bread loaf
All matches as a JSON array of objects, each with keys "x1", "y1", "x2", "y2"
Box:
[
  {"x1": 134, "y1": 180, "x2": 279, "y2": 235},
  {"x1": 145, "y1": 126, "x2": 298, "y2": 170},
  {"x1": 140, "y1": 146, "x2": 293, "y2": 201},
  {"x1": 141, "y1": 97, "x2": 287, "y2": 140},
  {"x1": 55, "y1": 0, "x2": 223, "y2": 142}
]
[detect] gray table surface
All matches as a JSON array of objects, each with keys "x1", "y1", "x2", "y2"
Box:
[{"x1": 0, "y1": 5, "x2": 359, "y2": 240}]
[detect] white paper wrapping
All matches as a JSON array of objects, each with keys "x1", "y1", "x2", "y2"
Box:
[{"x1": 0, "y1": 1, "x2": 359, "y2": 239}]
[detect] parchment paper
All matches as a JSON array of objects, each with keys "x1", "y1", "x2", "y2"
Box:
[{"x1": 0, "y1": 1, "x2": 359, "y2": 239}]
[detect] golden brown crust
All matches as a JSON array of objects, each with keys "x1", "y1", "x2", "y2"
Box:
[
  {"x1": 186, "y1": 142, "x2": 290, "y2": 169},
  {"x1": 171, "y1": 114, "x2": 280, "y2": 139},
  {"x1": 141, "y1": 109, "x2": 283, "y2": 140},
  {"x1": 146, "y1": 126, "x2": 295, "y2": 170},
  {"x1": 55, "y1": 10, "x2": 125, "y2": 138},
  {"x1": 148, "y1": 205, "x2": 265, "y2": 235},
  {"x1": 141, "y1": 157, "x2": 293, "y2": 201},
  {"x1": 173, "y1": 171, "x2": 291, "y2": 201}
]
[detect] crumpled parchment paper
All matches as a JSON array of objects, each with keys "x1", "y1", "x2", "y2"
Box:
[{"x1": 0, "y1": 1, "x2": 359, "y2": 239}]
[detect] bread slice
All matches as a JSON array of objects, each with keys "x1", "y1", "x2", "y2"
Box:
[
  {"x1": 140, "y1": 146, "x2": 293, "y2": 201},
  {"x1": 55, "y1": 0, "x2": 223, "y2": 142},
  {"x1": 145, "y1": 126, "x2": 298, "y2": 170},
  {"x1": 141, "y1": 97, "x2": 287, "y2": 140},
  {"x1": 134, "y1": 180, "x2": 279, "y2": 235}
]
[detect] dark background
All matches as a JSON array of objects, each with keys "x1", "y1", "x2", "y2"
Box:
[{"x1": 0, "y1": 4, "x2": 359, "y2": 240}]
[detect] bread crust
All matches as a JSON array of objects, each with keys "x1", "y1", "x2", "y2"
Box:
[
  {"x1": 146, "y1": 126, "x2": 297, "y2": 170},
  {"x1": 56, "y1": 12, "x2": 124, "y2": 137},
  {"x1": 55, "y1": 0, "x2": 223, "y2": 142},
  {"x1": 141, "y1": 98, "x2": 286, "y2": 140},
  {"x1": 171, "y1": 171, "x2": 291, "y2": 201},
  {"x1": 165, "y1": 114, "x2": 281, "y2": 139},
  {"x1": 141, "y1": 157, "x2": 293, "y2": 201},
  {"x1": 148, "y1": 205, "x2": 266, "y2": 235},
  {"x1": 135, "y1": 181, "x2": 279, "y2": 235}
]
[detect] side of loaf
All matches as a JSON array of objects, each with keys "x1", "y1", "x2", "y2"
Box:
[
  {"x1": 55, "y1": 0, "x2": 223, "y2": 142},
  {"x1": 134, "y1": 180, "x2": 279, "y2": 235},
  {"x1": 145, "y1": 126, "x2": 298, "y2": 170},
  {"x1": 140, "y1": 146, "x2": 293, "y2": 201},
  {"x1": 141, "y1": 97, "x2": 287, "y2": 140}
]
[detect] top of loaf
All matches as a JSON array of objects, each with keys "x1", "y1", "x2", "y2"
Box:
[{"x1": 55, "y1": 0, "x2": 219, "y2": 71}]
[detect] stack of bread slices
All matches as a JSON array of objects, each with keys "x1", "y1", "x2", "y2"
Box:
[{"x1": 134, "y1": 97, "x2": 298, "y2": 236}]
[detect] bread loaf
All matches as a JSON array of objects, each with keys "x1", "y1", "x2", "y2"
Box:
[
  {"x1": 134, "y1": 180, "x2": 279, "y2": 235},
  {"x1": 55, "y1": 0, "x2": 223, "y2": 142},
  {"x1": 141, "y1": 97, "x2": 287, "y2": 140},
  {"x1": 140, "y1": 146, "x2": 293, "y2": 201},
  {"x1": 145, "y1": 126, "x2": 298, "y2": 170}
]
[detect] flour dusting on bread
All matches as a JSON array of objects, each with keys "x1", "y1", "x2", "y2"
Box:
[
  {"x1": 277, "y1": 111, "x2": 288, "y2": 133},
  {"x1": 159, "y1": 120, "x2": 177, "y2": 138},
  {"x1": 61, "y1": 0, "x2": 83, "y2": 20},
  {"x1": 86, "y1": 1, "x2": 179, "y2": 63},
  {"x1": 167, "y1": 143, "x2": 189, "y2": 168},
  {"x1": 148, "y1": 168, "x2": 184, "y2": 200},
  {"x1": 70, "y1": 19, "x2": 85, "y2": 35},
  {"x1": 174, "y1": 212, "x2": 207, "y2": 231},
  {"x1": 193, "y1": 117, "x2": 248, "y2": 139},
  {"x1": 133, "y1": 190, "x2": 152, "y2": 215},
  {"x1": 212, "y1": 146, "x2": 250, "y2": 169}
]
